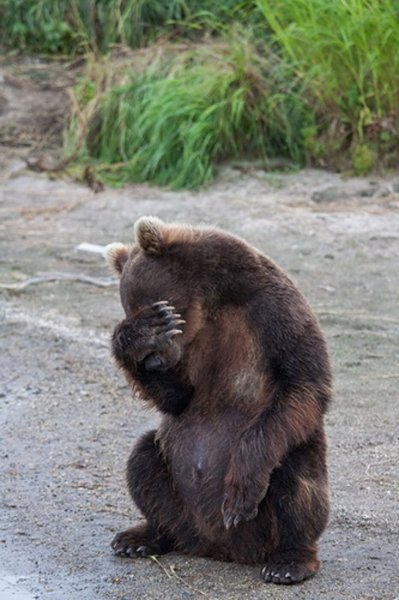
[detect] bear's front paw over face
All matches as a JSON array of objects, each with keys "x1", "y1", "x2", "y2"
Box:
[
  {"x1": 221, "y1": 487, "x2": 259, "y2": 530},
  {"x1": 112, "y1": 301, "x2": 185, "y2": 368}
]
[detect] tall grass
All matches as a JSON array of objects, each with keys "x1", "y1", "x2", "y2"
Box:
[
  {"x1": 257, "y1": 0, "x2": 399, "y2": 165},
  {"x1": 67, "y1": 33, "x2": 309, "y2": 189},
  {"x1": 0, "y1": 0, "x2": 79, "y2": 54},
  {"x1": 0, "y1": 0, "x2": 261, "y2": 54},
  {"x1": 3, "y1": 0, "x2": 398, "y2": 184}
]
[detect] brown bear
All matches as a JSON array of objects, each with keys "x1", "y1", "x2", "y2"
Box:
[{"x1": 105, "y1": 216, "x2": 332, "y2": 585}]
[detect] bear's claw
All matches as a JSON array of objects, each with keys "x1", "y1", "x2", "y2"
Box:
[
  {"x1": 150, "y1": 301, "x2": 185, "y2": 337},
  {"x1": 221, "y1": 493, "x2": 258, "y2": 530},
  {"x1": 111, "y1": 528, "x2": 169, "y2": 559},
  {"x1": 261, "y1": 556, "x2": 319, "y2": 584}
]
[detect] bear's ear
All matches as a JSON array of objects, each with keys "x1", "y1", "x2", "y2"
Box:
[
  {"x1": 134, "y1": 216, "x2": 166, "y2": 256},
  {"x1": 103, "y1": 243, "x2": 130, "y2": 276}
]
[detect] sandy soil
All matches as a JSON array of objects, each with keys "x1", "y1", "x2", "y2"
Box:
[{"x1": 0, "y1": 61, "x2": 398, "y2": 600}]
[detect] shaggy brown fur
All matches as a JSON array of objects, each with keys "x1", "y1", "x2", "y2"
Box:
[{"x1": 105, "y1": 217, "x2": 332, "y2": 585}]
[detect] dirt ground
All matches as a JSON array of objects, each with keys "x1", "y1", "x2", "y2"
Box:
[{"x1": 0, "y1": 61, "x2": 398, "y2": 600}]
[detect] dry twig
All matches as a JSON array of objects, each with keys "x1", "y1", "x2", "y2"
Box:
[
  {"x1": 149, "y1": 556, "x2": 209, "y2": 598},
  {"x1": 0, "y1": 272, "x2": 118, "y2": 291}
]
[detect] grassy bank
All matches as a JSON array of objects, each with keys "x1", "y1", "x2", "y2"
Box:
[
  {"x1": 2, "y1": 0, "x2": 398, "y2": 187},
  {"x1": 258, "y1": 0, "x2": 399, "y2": 175},
  {"x1": 66, "y1": 34, "x2": 309, "y2": 189}
]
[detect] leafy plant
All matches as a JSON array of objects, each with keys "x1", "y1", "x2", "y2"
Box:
[
  {"x1": 257, "y1": 0, "x2": 399, "y2": 156},
  {"x1": 0, "y1": 0, "x2": 79, "y2": 53},
  {"x1": 352, "y1": 144, "x2": 375, "y2": 175}
]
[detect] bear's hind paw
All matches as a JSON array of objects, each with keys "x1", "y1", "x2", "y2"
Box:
[
  {"x1": 113, "y1": 542, "x2": 152, "y2": 558},
  {"x1": 261, "y1": 554, "x2": 320, "y2": 585},
  {"x1": 111, "y1": 526, "x2": 172, "y2": 559}
]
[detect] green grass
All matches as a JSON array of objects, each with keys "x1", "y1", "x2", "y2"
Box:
[
  {"x1": 257, "y1": 0, "x2": 399, "y2": 167},
  {"x1": 3, "y1": 0, "x2": 399, "y2": 186},
  {"x1": 0, "y1": 0, "x2": 262, "y2": 54},
  {"x1": 0, "y1": 0, "x2": 78, "y2": 54},
  {"x1": 67, "y1": 33, "x2": 309, "y2": 189}
]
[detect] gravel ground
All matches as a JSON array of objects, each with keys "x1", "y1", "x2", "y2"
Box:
[{"x1": 1, "y1": 162, "x2": 398, "y2": 600}]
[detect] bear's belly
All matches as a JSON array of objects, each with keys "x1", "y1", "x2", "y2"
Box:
[{"x1": 162, "y1": 417, "x2": 241, "y2": 528}]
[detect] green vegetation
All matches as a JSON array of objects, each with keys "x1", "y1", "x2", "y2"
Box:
[
  {"x1": 0, "y1": 0, "x2": 260, "y2": 54},
  {"x1": 2, "y1": 0, "x2": 399, "y2": 187},
  {"x1": 258, "y1": 0, "x2": 399, "y2": 171},
  {"x1": 67, "y1": 34, "x2": 309, "y2": 189},
  {"x1": 352, "y1": 144, "x2": 376, "y2": 176},
  {"x1": 1, "y1": 0, "x2": 78, "y2": 54}
]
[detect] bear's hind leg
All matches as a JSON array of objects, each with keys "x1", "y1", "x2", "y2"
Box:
[
  {"x1": 112, "y1": 430, "x2": 196, "y2": 557},
  {"x1": 261, "y1": 436, "x2": 329, "y2": 584}
]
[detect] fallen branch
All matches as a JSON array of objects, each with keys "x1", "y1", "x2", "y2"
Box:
[
  {"x1": 315, "y1": 308, "x2": 399, "y2": 325},
  {"x1": 0, "y1": 272, "x2": 118, "y2": 291}
]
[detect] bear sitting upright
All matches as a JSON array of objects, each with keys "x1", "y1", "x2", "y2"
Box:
[{"x1": 105, "y1": 216, "x2": 332, "y2": 585}]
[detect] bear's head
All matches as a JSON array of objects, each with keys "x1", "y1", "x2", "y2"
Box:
[
  {"x1": 105, "y1": 216, "x2": 258, "y2": 342},
  {"x1": 104, "y1": 216, "x2": 211, "y2": 343},
  {"x1": 105, "y1": 216, "x2": 192, "y2": 313}
]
